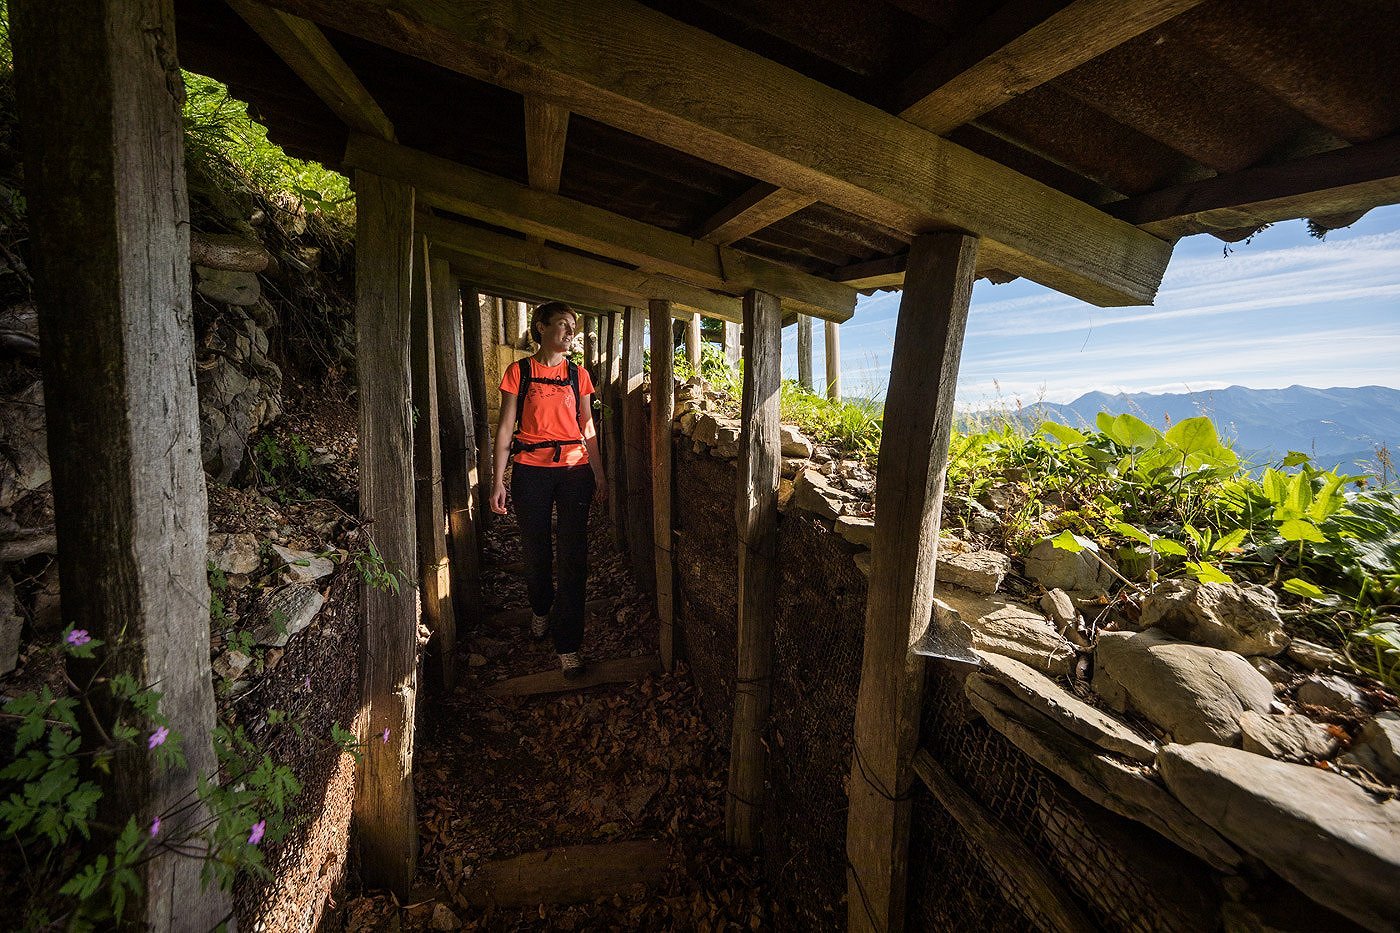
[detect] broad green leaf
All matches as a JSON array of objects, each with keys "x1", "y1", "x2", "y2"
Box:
[
  {"x1": 1111, "y1": 521, "x2": 1151, "y2": 545},
  {"x1": 1183, "y1": 523, "x2": 1206, "y2": 550},
  {"x1": 1261, "y1": 468, "x2": 1289, "y2": 508},
  {"x1": 1185, "y1": 561, "x2": 1232, "y2": 584},
  {"x1": 1278, "y1": 518, "x2": 1327, "y2": 543},
  {"x1": 1095, "y1": 412, "x2": 1116, "y2": 436},
  {"x1": 1109, "y1": 413, "x2": 1160, "y2": 450},
  {"x1": 1151, "y1": 539, "x2": 1189, "y2": 556},
  {"x1": 1049, "y1": 529, "x2": 1086, "y2": 553},
  {"x1": 1212, "y1": 528, "x2": 1248, "y2": 554},
  {"x1": 1164, "y1": 417, "x2": 1221, "y2": 456},
  {"x1": 1281, "y1": 451, "x2": 1311, "y2": 467},
  {"x1": 1039, "y1": 421, "x2": 1086, "y2": 446},
  {"x1": 1308, "y1": 472, "x2": 1347, "y2": 521},
  {"x1": 1282, "y1": 578, "x2": 1327, "y2": 599}
]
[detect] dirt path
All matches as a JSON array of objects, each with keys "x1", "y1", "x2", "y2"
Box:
[{"x1": 344, "y1": 504, "x2": 768, "y2": 930}]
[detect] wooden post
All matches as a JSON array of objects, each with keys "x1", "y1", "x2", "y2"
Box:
[
  {"x1": 584, "y1": 314, "x2": 599, "y2": 385},
  {"x1": 432, "y1": 260, "x2": 482, "y2": 630},
  {"x1": 10, "y1": 2, "x2": 229, "y2": 925},
  {"x1": 621, "y1": 306, "x2": 654, "y2": 589},
  {"x1": 648, "y1": 299, "x2": 676, "y2": 671},
  {"x1": 510, "y1": 299, "x2": 528, "y2": 347},
  {"x1": 686, "y1": 311, "x2": 702, "y2": 371},
  {"x1": 724, "y1": 320, "x2": 741, "y2": 365},
  {"x1": 463, "y1": 288, "x2": 494, "y2": 531},
  {"x1": 606, "y1": 310, "x2": 627, "y2": 550},
  {"x1": 797, "y1": 313, "x2": 814, "y2": 390},
  {"x1": 725, "y1": 289, "x2": 782, "y2": 850},
  {"x1": 825, "y1": 319, "x2": 842, "y2": 401},
  {"x1": 353, "y1": 171, "x2": 420, "y2": 897},
  {"x1": 846, "y1": 232, "x2": 979, "y2": 933}
]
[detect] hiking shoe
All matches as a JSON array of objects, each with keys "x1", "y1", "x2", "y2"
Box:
[
  {"x1": 559, "y1": 652, "x2": 585, "y2": 679},
  {"x1": 530, "y1": 613, "x2": 550, "y2": 639}
]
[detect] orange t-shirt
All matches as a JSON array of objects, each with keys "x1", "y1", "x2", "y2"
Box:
[{"x1": 500, "y1": 358, "x2": 595, "y2": 468}]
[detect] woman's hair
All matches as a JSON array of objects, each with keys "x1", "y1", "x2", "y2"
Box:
[{"x1": 529, "y1": 301, "x2": 578, "y2": 345}]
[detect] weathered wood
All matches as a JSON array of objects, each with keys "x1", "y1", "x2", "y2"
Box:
[
  {"x1": 344, "y1": 135, "x2": 856, "y2": 321},
  {"x1": 190, "y1": 230, "x2": 271, "y2": 271},
  {"x1": 456, "y1": 840, "x2": 671, "y2": 906},
  {"x1": 830, "y1": 253, "x2": 907, "y2": 290},
  {"x1": 723, "y1": 320, "x2": 741, "y2": 364},
  {"x1": 353, "y1": 170, "x2": 419, "y2": 896},
  {"x1": 825, "y1": 320, "x2": 841, "y2": 401},
  {"x1": 285, "y1": 1, "x2": 1172, "y2": 306},
  {"x1": 461, "y1": 287, "x2": 493, "y2": 532},
  {"x1": 442, "y1": 248, "x2": 631, "y2": 316},
  {"x1": 725, "y1": 288, "x2": 782, "y2": 851},
  {"x1": 897, "y1": 0, "x2": 1206, "y2": 134},
  {"x1": 912, "y1": 749, "x2": 1095, "y2": 933},
  {"x1": 584, "y1": 314, "x2": 599, "y2": 389},
  {"x1": 431, "y1": 259, "x2": 482, "y2": 633},
  {"x1": 10, "y1": 2, "x2": 227, "y2": 924},
  {"x1": 697, "y1": 181, "x2": 816, "y2": 245},
  {"x1": 484, "y1": 654, "x2": 662, "y2": 698},
  {"x1": 649, "y1": 299, "x2": 676, "y2": 672},
  {"x1": 227, "y1": 0, "x2": 395, "y2": 140},
  {"x1": 524, "y1": 97, "x2": 569, "y2": 193},
  {"x1": 509, "y1": 299, "x2": 528, "y2": 348},
  {"x1": 685, "y1": 312, "x2": 702, "y2": 371},
  {"x1": 411, "y1": 233, "x2": 455, "y2": 692},
  {"x1": 621, "y1": 307, "x2": 654, "y2": 589},
  {"x1": 846, "y1": 232, "x2": 979, "y2": 933},
  {"x1": 605, "y1": 311, "x2": 627, "y2": 551},
  {"x1": 796, "y1": 313, "x2": 814, "y2": 391}
]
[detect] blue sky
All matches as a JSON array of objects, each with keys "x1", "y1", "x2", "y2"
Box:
[{"x1": 784, "y1": 204, "x2": 1400, "y2": 406}]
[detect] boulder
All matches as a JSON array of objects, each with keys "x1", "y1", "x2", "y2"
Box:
[
  {"x1": 977, "y1": 482, "x2": 1019, "y2": 512},
  {"x1": 976, "y1": 652, "x2": 1158, "y2": 762},
  {"x1": 1093, "y1": 629, "x2": 1274, "y2": 745},
  {"x1": 965, "y1": 675, "x2": 1240, "y2": 871},
  {"x1": 1139, "y1": 580, "x2": 1288, "y2": 656},
  {"x1": 1039, "y1": 588, "x2": 1090, "y2": 648},
  {"x1": 1340, "y1": 712, "x2": 1400, "y2": 783},
  {"x1": 1238, "y1": 711, "x2": 1340, "y2": 761},
  {"x1": 208, "y1": 532, "x2": 261, "y2": 576},
  {"x1": 834, "y1": 515, "x2": 876, "y2": 548},
  {"x1": 939, "y1": 587, "x2": 1076, "y2": 677},
  {"x1": 271, "y1": 544, "x2": 335, "y2": 583},
  {"x1": 1296, "y1": 674, "x2": 1370, "y2": 716},
  {"x1": 194, "y1": 265, "x2": 260, "y2": 305},
  {"x1": 1159, "y1": 742, "x2": 1400, "y2": 932},
  {"x1": 936, "y1": 549, "x2": 1010, "y2": 595},
  {"x1": 692, "y1": 413, "x2": 720, "y2": 446},
  {"x1": 1023, "y1": 534, "x2": 1113, "y2": 593},
  {"x1": 253, "y1": 583, "x2": 324, "y2": 647},
  {"x1": 791, "y1": 468, "x2": 857, "y2": 521},
  {"x1": 678, "y1": 410, "x2": 700, "y2": 435},
  {"x1": 1287, "y1": 638, "x2": 1349, "y2": 672},
  {"x1": 779, "y1": 424, "x2": 814, "y2": 458}
]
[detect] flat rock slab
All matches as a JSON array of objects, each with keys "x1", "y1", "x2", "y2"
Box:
[
  {"x1": 937, "y1": 549, "x2": 1011, "y2": 595},
  {"x1": 938, "y1": 587, "x2": 1076, "y2": 678},
  {"x1": 1160, "y1": 742, "x2": 1400, "y2": 932},
  {"x1": 1140, "y1": 579, "x2": 1288, "y2": 657},
  {"x1": 457, "y1": 840, "x2": 671, "y2": 906},
  {"x1": 1239, "y1": 711, "x2": 1339, "y2": 762},
  {"x1": 485, "y1": 655, "x2": 662, "y2": 697}
]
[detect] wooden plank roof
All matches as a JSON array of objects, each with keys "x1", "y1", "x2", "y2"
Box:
[{"x1": 175, "y1": 0, "x2": 1400, "y2": 310}]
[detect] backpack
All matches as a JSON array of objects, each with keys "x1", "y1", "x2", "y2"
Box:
[{"x1": 511, "y1": 357, "x2": 584, "y2": 463}]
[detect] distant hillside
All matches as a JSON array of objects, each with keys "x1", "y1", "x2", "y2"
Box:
[{"x1": 1023, "y1": 385, "x2": 1400, "y2": 474}]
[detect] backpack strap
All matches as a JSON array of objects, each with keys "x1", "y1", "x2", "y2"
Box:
[
  {"x1": 514, "y1": 357, "x2": 533, "y2": 430},
  {"x1": 567, "y1": 361, "x2": 580, "y2": 412}
]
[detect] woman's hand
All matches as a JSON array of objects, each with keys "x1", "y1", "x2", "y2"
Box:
[
  {"x1": 593, "y1": 472, "x2": 608, "y2": 505},
  {"x1": 490, "y1": 482, "x2": 509, "y2": 515}
]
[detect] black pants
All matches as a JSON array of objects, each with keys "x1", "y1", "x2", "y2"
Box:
[{"x1": 511, "y1": 463, "x2": 595, "y2": 653}]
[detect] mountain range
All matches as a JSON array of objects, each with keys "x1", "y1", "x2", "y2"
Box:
[{"x1": 1022, "y1": 385, "x2": 1400, "y2": 476}]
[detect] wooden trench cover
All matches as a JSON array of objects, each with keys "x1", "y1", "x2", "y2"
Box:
[{"x1": 13, "y1": 0, "x2": 1398, "y2": 927}]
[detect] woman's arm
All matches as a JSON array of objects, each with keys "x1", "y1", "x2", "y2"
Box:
[
  {"x1": 579, "y1": 392, "x2": 607, "y2": 504},
  {"x1": 490, "y1": 392, "x2": 518, "y2": 514}
]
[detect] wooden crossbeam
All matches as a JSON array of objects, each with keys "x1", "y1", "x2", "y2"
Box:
[
  {"x1": 227, "y1": 0, "x2": 395, "y2": 141},
  {"x1": 276, "y1": 0, "x2": 1172, "y2": 306},
  {"x1": 419, "y1": 213, "x2": 744, "y2": 323},
  {"x1": 896, "y1": 0, "x2": 1207, "y2": 134},
  {"x1": 484, "y1": 654, "x2": 662, "y2": 697},
  {"x1": 345, "y1": 135, "x2": 855, "y2": 322},
  {"x1": 525, "y1": 97, "x2": 569, "y2": 194},
  {"x1": 696, "y1": 182, "x2": 817, "y2": 246},
  {"x1": 456, "y1": 840, "x2": 671, "y2": 906}
]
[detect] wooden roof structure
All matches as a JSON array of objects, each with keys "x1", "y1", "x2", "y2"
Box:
[{"x1": 176, "y1": 0, "x2": 1400, "y2": 320}]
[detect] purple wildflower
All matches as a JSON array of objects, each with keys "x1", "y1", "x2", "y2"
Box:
[
  {"x1": 148, "y1": 726, "x2": 169, "y2": 749},
  {"x1": 381, "y1": 727, "x2": 391, "y2": 744},
  {"x1": 149, "y1": 816, "x2": 161, "y2": 837},
  {"x1": 248, "y1": 819, "x2": 266, "y2": 846},
  {"x1": 65, "y1": 629, "x2": 91, "y2": 646}
]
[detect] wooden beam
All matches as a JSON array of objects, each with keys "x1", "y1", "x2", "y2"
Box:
[
  {"x1": 524, "y1": 97, "x2": 569, "y2": 193},
  {"x1": 346, "y1": 135, "x2": 856, "y2": 321},
  {"x1": 621, "y1": 307, "x2": 654, "y2": 589},
  {"x1": 685, "y1": 312, "x2": 702, "y2": 370},
  {"x1": 432, "y1": 259, "x2": 483, "y2": 632},
  {"x1": 440, "y1": 248, "x2": 631, "y2": 314},
  {"x1": 456, "y1": 840, "x2": 670, "y2": 906},
  {"x1": 419, "y1": 212, "x2": 744, "y2": 322},
  {"x1": 460, "y1": 287, "x2": 493, "y2": 533},
  {"x1": 1105, "y1": 134, "x2": 1400, "y2": 239},
  {"x1": 352, "y1": 170, "x2": 419, "y2": 896},
  {"x1": 649, "y1": 299, "x2": 676, "y2": 672},
  {"x1": 831, "y1": 253, "x2": 907, "y2": 290},
  {"x1": 912, "y1": 749, "x2": 1095, "y2": 933},
  {"x1": 897, "y1": 0, "x2": 1207, "y2": 134},
  {"x1": 725, "y1": 288, "x2": 782, "y2": 851},
  {"x1": 411, "y1": 233, "x2": 455, "y2": 692},
  {"x1": 10, "y1": 2, "x2": 228, "y2": 925},
  {"x1": 605, "y1": 310, "x2": 627, "y2": 551},
  {"x1": 796, "y1": 314, "x2": 814, "y2": 391},
  {"x1": 846, "y1": 232, "x2": 980, "y2": 933},
  {"x1": 723, "y1": 320, "x2": 741, "y2": 364},
  {"x1": 484, "y1": 654, "x2": 661, "y2": 697},
  {"x1": 697, "y1": 182, "x2": 816, "y2": 246},
  {"x1": 825, "y1": 320, "x2": 841, "y2": 401},
  {"x1": 226, "y1": 0, "x2": 395, "y2": 141},
  {"x1": 274, "y1": 0, "x2": 1173, "y2": 306}
]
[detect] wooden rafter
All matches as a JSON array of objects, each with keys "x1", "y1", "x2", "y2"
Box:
[
  {"x1": 261, "y1": 0, "x2": 1171, "y2": 307},
  {"x1": 695, "y1": 182, "x2": 817, "y2": 246},
  {"x1": 226, "y1": 0, "x2": 395, "y2": 141},
  {"x1": 524, "y1": 97, "x2": 569, "y2": 194},
  {"x1": 344, "y1": 134, "x2": 854, "y2": 321}
]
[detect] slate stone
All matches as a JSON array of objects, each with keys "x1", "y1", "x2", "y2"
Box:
[
  {"x1": 1023, "y1": 534, "x2": 1113, "y2": 593},
  {"x1": 1140, "y1": 579, "x2": 1288, "y2": 656},
  {"x1": 834, "y1": 515, "x2": 876, "y2": 547},
  {"x1": 939, "y1": 587, "x2": 1076, "y2": 678},
  {"x1": 1238, "y1": 711, "x2": 1340, "y2": 761},
  {"x1": 779, "y1": 424, "x2": 814, "y2": 458},
  {"x1": 1296, "y1": 674, "x2": 1370, "y2": 716},
  {"x1": 254, "y1": 583, "x2": 324, "y2": 647},
  {"x1": 1287, "y1": 638, "x2": 1349, "y2": 672},
  {"x1": 1340, "y1": 711, "x2": 1400, "y2": 784},
  {"x1": 208, "y1": 531, "x2": 261, "y2": 576},
  {"x1": 272, "y1": 544, "x2": 335, "y2": 583},
  {"x1": 1040, "y1": 588, "x2": 1090, "y2": 647},
  {"x1": 791, "y1": 468, "x2": 857, "y2": 521},
  {"x1": 936, "y1": 549, "x2": 1011, "y2": 594},
  {"x1": 194, "y1": 265, "x2": 261, "y2": 305}
]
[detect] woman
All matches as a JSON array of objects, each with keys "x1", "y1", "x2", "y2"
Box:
[{"x1": 490, "y1": 302, "x2": 608, "y2": 678}]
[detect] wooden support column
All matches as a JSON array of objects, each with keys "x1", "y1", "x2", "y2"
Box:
[
  {"x1": 606, "y1": 310, "x2": 627, "y2": 550},
  {"x1": 825, "y1": 320, "x2": 842, "y2": 401},
  {"x1": 725, "y1": 289, "x2": 782, "y2": 850},
  {"x1": 463, "y1": 288, "x2": 494, "y2": 531},
  {"x1": 621, "y1": 307, "x2": 654, "y2": 588},
  {"x1": 411, "y1": 234, "x2": 455, "y2": 691},
  {"x1": 432, "y1": 260, "x2": 482, "y2": 630},
  {"x1": 846, "y1": 232, "x2": 979, "y2": 933},
  {"x1": 10, "y1": 2, "x2": 228, "y2": 926},
  {"x1": 797, "y1": 313, "x2": 814, "y2": 390},
  {"x1": 353, "y1": 170, "x2": 420, "y2": 896},
  {"x1": 686, "y1": 311, "x2": 702, "y2": 371},
  {"x1": 724, "y1": 320, "x2": 741, "y2": 364},
  {"x1": 510, "y1": 299, "x2": 528, "y2": 347},
  {"x1": 648, "y1": 299, "x2": 676, "y2": 671},
  {"x1": 584, "y1": 314, "x2": 600, "y2": 384}
]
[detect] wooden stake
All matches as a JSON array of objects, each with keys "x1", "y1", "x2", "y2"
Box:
[
  {"x1": 606, "y1": 311, "x2": 627, "y2": 550},
  {"x1": 686, "y1": 311, "x2": 702, "y2": 371},
  {"x1": 432, "y1": 259, "x2": 482, "y2": 630},
  {"x1": 724, "y1": 320, "x2": 741, "y2": 364},
  {"x1": 584, "y1": 314, "x2": 599, "y2": 384},
  {"x1": 621, "y1": 307, "x2": 654, "y2": 588},
  {"x1": 797, "y1": 313, "x2": 814, "y2": 390},
  {"x1": 649, "y1": 299, "x2": 676, "y2": 670},
  {"x1": 10, "y1": 2, "x2": 229, "y2": 924},
  {"x1": 825, "y1": 319, "x2": 842, "y2": 400},
  {"x1": 725, "y1": 289, "x2": 782, "y2": 850},
  {"x1": 353, "y1": 170, "x2": 420, "y2": 896},
  {"x1": 846, "y1": 232, "x2": 979, "y2": 933},
  {"x1": 462, "y1": 287, "x2": 494, "y2": 531}
]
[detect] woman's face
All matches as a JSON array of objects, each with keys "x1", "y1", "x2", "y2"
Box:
[{"x1": 537, "y1": 311, "x2": 578, "y2": 352}]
